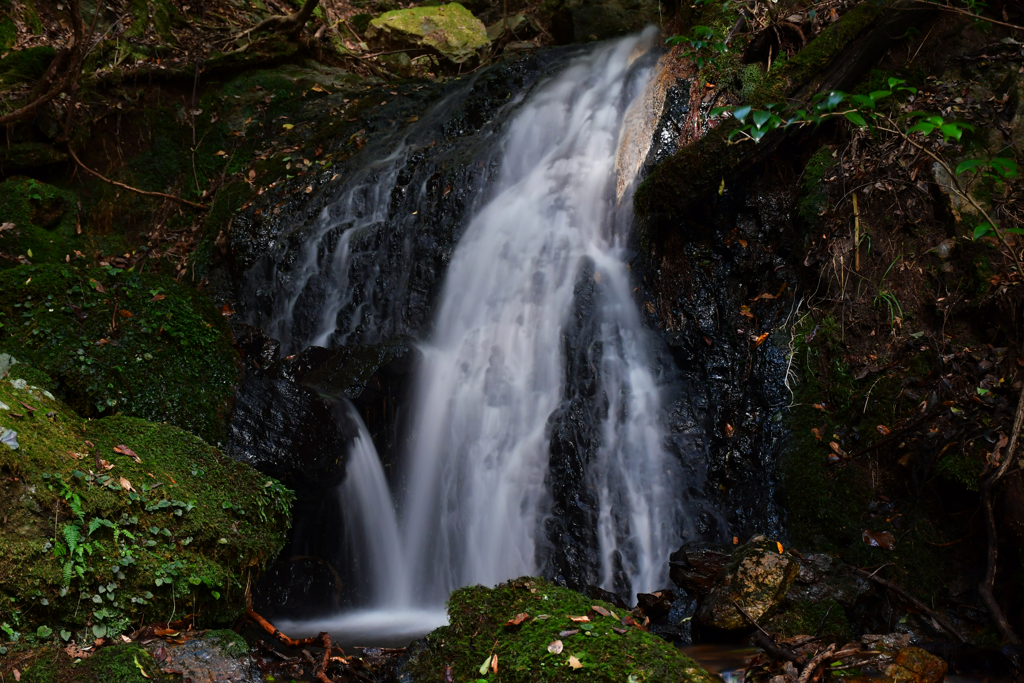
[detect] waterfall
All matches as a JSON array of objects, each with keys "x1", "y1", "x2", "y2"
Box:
[
  {"x1": 401, "y1": 26, "x2": 683, "y2": 604},
  {"x1": 277, "y1": 28, "x2": 688, "y2": 640}
]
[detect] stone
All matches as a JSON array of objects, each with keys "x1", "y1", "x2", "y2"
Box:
[
  {"x1": 885, "y1": 647, "x2": 948, "y2": 683},
  {"x1": 366, "y1": 3, "x2": 489, "y2": 65},
  {"x1": 696, "y1": 535, "x2": 800, "y2": 631},
  {"x1": 669, "y1": 543, "x2": 731, "y2": 594}
]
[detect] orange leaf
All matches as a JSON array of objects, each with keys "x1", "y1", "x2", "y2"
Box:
[
  {"x1": 724, "y1": 423, "x2": 734, "y2": 437},
  {"x1": 776, "y1": 541, "x2": 784, "y2": 554},
  {"x1": 491, "y1": 654, "x2": 498, "y2": 674},
  {"x1": 876, "y1": 425, "x2": 891, "y2": 435},
  {"x1": 119, "y1": 310, "x2": 133, "y2": 318},
  {"x1": 568, "y1": 656, "x2": 583, "y2": 670},
  {"x1": 591, "y1": 606, "x2": 610, "y2": 617},
  {"x1": 810, "y1": 426, "x2": 824, "y2": 440},
  {"x1": 754, "y1": 332, "x2": 769, "y2": 346},
  {"x1": 739, "y1": 305, "x2": 754, "y2": 318},
  {"x1": 568, "y1": 616, "x2": 590, "y2": 623},
  {"x1": 150, "y1": 294, "x2": 166, "y2": 302},
  {"x1": 505, "y1": 613, "x2": 529, "y2": 626}
]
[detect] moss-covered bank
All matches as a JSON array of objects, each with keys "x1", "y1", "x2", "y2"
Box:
[
  {"x1": 405, "y1": 578, "x2": 718, "y2": 683},
  {"x1": 0, "y1": 264, "x2": 238, "y2": 446},
  {"x1": 0, "y1": 357, "x2": 291, "y2": 642}
]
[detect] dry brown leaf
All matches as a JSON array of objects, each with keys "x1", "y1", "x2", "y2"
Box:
[
  {"x1": 13, "y1": 668, "x2": 21, "y2": 681},
  {"x1": 568, "y1": 616, "x2": 590, "y2": 623},
  {"x1": 829, "y1": 441, "x2": 848, "y2": 458},
  {"x1": 739, "y1": 305, "x2": 754, "y2": 318},
  {"x1": 113, "y1": 444, "x2": 141, "y2": 463},
  {"x1": 119, "y1": 477, "x2": 134, "y2": 492},
  {"x1": 591, "y1": 605, "x2": 610, "y2": 617},
  {"x1": 754, "y1": 332, "x2": 769, "y2": 346},
  {"x1": 548, "y1": 640, "x2": 563, "y2": 654},
  {"x1": 568, "y1": 656, "x2": 583, "y2": 670},
  {"x1": 862, "y1": 530, "x2": 896, "y2": 550},
  {"x1": 491, "y1": 654, "x2": 497, "y2": 674},
  {"x1": 560, "y1": 629, "x2": 580, "y2": 637},
  {"x1": 876, "y1": 425, "x2": 891, "y2": 435},
  {"x1": 505, "y1": 612, "x2": 529, "y2": 626},
  {"x1": 98, "y1": 459, "x2": 115, "y2": 471},
  {"x1": 810, "y1": 426, "x2": 824, "y2": 441},
  {"x1": 752, "y1": 292, "x2": 776, "y2": 301},
  {"x1": 119, "y1": 310, "x2": 133, "y2": 318},
  {"x1": 724, "y1": 423, "x2": 734, "y2": 437},
  {"x1": 776, "y1": 541, "x2": 784, "y2": 554}
]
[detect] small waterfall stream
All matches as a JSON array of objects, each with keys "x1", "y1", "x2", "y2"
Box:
[{"x1": 274, "y1": 28, "x2": 691, "y2": 640}]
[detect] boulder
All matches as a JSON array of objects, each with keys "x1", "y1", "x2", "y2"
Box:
[
  {"x1": 669, "y1": 543, "x2": 731, "y2": 594},
  {"x1": 366, "y1": 3, "x2": 489, "y2": 65},
  {"x1": 885, "y1": 647, "x2": 949, "y2": 683},
  {"x1": 696, "y1": 535, "x2": 799, "y2": 631}
]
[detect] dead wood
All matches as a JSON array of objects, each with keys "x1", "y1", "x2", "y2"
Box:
[
  {"x1": 66, "y1": 146, "x2": 209, "y2": 210},
  {"x1": 797, "y1": 644, "x2": 835, "y2": 683},
  {"x1": 851, "y1": 567, "x2": 967, "y2": 643}
]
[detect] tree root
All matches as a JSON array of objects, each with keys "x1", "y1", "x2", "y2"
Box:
[{"x1": 66, "y1": 146, "x2": 209, "y2": 210}]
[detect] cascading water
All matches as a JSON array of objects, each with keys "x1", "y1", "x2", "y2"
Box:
[
  {"x1": 400, "y1": 27, "x2": 684, "y2": 604},
  {"x1": 276, "y1": 27, "x2": 690, "y2": 639}
]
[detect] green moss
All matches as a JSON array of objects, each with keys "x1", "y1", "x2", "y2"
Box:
[
  {"x1": 207, "y1": 628, "x2": 251, "y2": 658},
  {"x1": 406, "y1": 578, "x2": 718, "y2": 683},
  {"x1": 0, "y1": 46, "x2": 56, "y2": 85},
  {"x1": 21, "y1": 643, "x2": 170, "y2": 683},
  {"x1": 765, "y1": 598, "x2": 851, "y2": 641},
  {"x1": 0, "y1": 177, "x2": 80, "y2": 267},
  {"x1": 798, "y1": 146, "x2": 835, "y2": 227},
  {"x1": 0, "y1": 360, "x2": 292, "y2": 639},
  {"x1": 0, "y1": 264, "x2": 238, "y2": 445},
  {"x1": 125, "y1": 0, "x2": 183, "y2": 41},
  {"x1": 367, "y1": 3, "x2": 489, "y2": 64}
]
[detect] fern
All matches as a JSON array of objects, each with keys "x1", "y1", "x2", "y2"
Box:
[
  {"x1": 88, "y1": 518, "x2": 102, "y2": 535},
  {"x1": 62, "y1": 525, "x2": 81, "y2": 555},
  {"x1": 62, "y1": 561, "x2": 74, "y2": 586}
]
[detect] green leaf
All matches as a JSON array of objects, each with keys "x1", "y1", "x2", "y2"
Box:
[
  {"x1": 732, "y1": 105, "x2": 751, "y2": 123},
  {"x1": 479, "y1": 655, "x2": 493, "y2": 675},
  {"x1": 92, "y1": 624, "x2": 107, "y2": 638},
  {"x1": 868, "y1": 90, "x2": 892, "y2": 102},
  {"x1": 1004, "y1": 227, "x2": 1024, "y2": 235},
  {"x1": 750, "y1": 127, "x2": 768, "y2": 142},
  {"x1": 907, "y1": 122, "x2": 935, "y2": 136},
  {"x1": 845, "y1": 111, "x2": 868, "y2": 127},
  {"x1": 955, "y1": 159, "x2": 987, "y2": 175},
  {"x1": 752, "y1": 110, "x2": 771, "y2": 128},
  {"x1": 709, "y1": 106, "x2": 731, "y2": 117},
  {"x1": 60, "y1": 630, "x2": 71, "y2": 641},
  {"x1": 887, "y1": 77, "x2": 906, "y2": 88},
  {"x1": 973, "y1": 223, "x2": 993, "y2": 239},
  {"x1": 36, "y1": 625, "x2": 53, "y2": 638},
  {"x1": 826, "y1": 91, "x2": 844, "y2": 110}
]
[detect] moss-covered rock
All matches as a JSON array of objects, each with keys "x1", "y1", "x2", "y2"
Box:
[
  {"x1": 0, "y1": 45, "x2": 56, "y2": 86},
  {"x1": 0, "y1": 357, "x2": 291, "y2": 641},
  {"x1": 404, "y1": 577, "x2": 718, "y2": 682},
  {"x1": 695, "y1": 535, "x2": 799, "y2": 631},
  {"x1": 0, "y1": 178, "x2": 80, "y2": 268},
  {"x1": 367, "y1": 3, "x2": 489, "y2": 64},
  {"x1": 0, "y1": 264, "x2": 238, "y2": 445}
]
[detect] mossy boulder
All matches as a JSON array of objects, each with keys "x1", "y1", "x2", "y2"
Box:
[
  {"x1": 885, "y1": 647, "x2": 948, "y2": 683},
  {"x1": 404, "y1": 577, "x2": 719, "y2": 682},
  {"x1": 0, "y1": 264, "x2": 238, "y2": 445},
  {"x1": 0, "y1": 46, "x2": 56, "y2": 86},
  {"x1": 366, "y1": 3, "x2": 489, "y2": 65},
  {"x1": 695, "y1": 535, "x2": 799, "y2": 631},
  {"x1": 0, "y1": 357, "x2": 292, "y2": 641},
  {"x1": 0, "y1": 178, "x2": 79, "y2": 267}
]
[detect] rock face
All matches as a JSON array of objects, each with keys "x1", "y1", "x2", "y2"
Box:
[
  {"x1": 669, "y1": 544, "x2": 732, "y2": 594},
  {"x1": 696, "y1": 536, "x2": 799, "y2": 631},
  {"x1": 366, "y1": 3, "x2": 489, "y2": 65},
  {"x1": 546, "y1": 0, "x2": 662, "y2": 44}
]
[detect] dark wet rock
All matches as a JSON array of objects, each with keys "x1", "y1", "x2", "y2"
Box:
[
  {"x1": 252, "y1": 554, "x2": 344, "y2": 618},
  {"x1": 637, "y1": 589, "x2": 676, "y2": 620},
  {"x1": 232, "y1": 322, "x2": 280, "y2": 368},
  {"x1": 648, "y1": 591, "x2": 698, "y2": 644},
  {"x1": 546, "y1": 0, "x2": 663, "y2": 44},
  {"x1": 584, "y1": 583, "x2": 629, "y2": 610},
  {"x1": 295, "y1": 338, "x2": 411, "y2": 399},
  {"x1": 669, "y1": 543, "x2": 731, "y2": 594},
  {"x1": 227, "y1": 369, "x2": 358, "y2": 491},
  {"x1": 696, "y1": 535, "x2": 799, "y2": 631},
  {"x1": 146, "y1": 630, "x2": 260, "y2": 683},
  {"x1": 786, "y1": 552, "x2": 870, "y2": 605}
]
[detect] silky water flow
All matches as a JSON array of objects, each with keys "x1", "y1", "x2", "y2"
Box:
[{"x1": 278, "y1": 27, "x2": 688, "y2": 642}]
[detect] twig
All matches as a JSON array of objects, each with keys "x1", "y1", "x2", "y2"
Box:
[
  {"x1": 733, "y1": 600, "x2": 802, "y2": 664},
  {"x1": 904, "y1": 0, "x2": 1024, "y2": 31},
  {"x1": 797, "y1": 644, "x2": 835, "y2": 683},
  {"x1": 66, "y1": 146, "x2": 209, "y2": 210},
  {"x1": 851, "y1": 567, "x2": 966, "y2": 642}
]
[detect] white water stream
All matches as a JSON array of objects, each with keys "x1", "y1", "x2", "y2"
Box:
[{"x1": 281, "y1": 28, "x2": 687, "y2": 641}]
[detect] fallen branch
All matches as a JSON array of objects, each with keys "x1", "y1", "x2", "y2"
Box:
[
  {"x1": 733, "y1": 600, "x2": 802, "y2": 665},
  {"x1": 66, "y1": 146, "x2": 209, "y2": 210},
  {"x1": 851, "y1": 567, "x2": 967, "y2": 643},
  {"x1": 796, "y1": 644, "x2": 835, "y2": 683}
]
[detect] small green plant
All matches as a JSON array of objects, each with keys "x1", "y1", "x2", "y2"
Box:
[{"x1": 666, "y1": 25, "x2": 728, "y2": 69}]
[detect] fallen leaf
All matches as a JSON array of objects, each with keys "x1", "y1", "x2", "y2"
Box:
[
  {"x1": 505, "y1": 613, "x2": 529, "y2": 626},
  {"x1": 776, "y1": 541, "x2": 784, "y2": 554},
  {"x1": 877, "y1": 425, "x2": 891, "y2": 435},
  {"x1": 724, "y1": 423, "x2": 734, "y2": 437},
  {"x1": 591, "y1": 606, "x2": 610, "y2": 617},
  {"x1": 739, "y1": 305, "x2": 754, "y2": 318},
  {"x1": 737, "y1": 238, "x2": 748, "y2": 248},
  {"x1": 150, "y1": 294, "x2": 166, "y2": 302},
  {"x1": 154, "y1": 628, "x2": 179, "y2": 637},
  {"x1": 568, "y1": 656, "x2": 583, "y2": 670},
  {"x1": 535, "y1": 614, "x2": 551, "y2": 620},
  {"x1": 811, "y1": 426, "x2": 825, "y2": 440},
  {"x1": 862, "y1": 530, "x2": 896, "y2": 550},
  {"x1": 311, "y1": 84, "x2": 326, "y2": 92},
  {"x1": 568, "y1": 616, "x2": 590, "y2": 623},
  {"x1": 754, "y1": 332, "x2": 769, "y2": 346},
  {"x1": 491, "y1": 654, "x2": 498, "y2": 674},
  {"x1": 119, "y1": 477, "x2": 134, "y2": 492},
  {"x1": 113, "y1": 445, "x2": 141, "y2": 463},
  {"x1": 90, "y1": 279, "x2": 106, "y2": 293},
  {"x1": 548, "y1": 640, "x2": 563, "y2": 654},
  {"x1": 442, "y1": 664, "x2": 453, "y2": 683},
  {"x1": 99, "y1": 459, "x2": 115, "y2": 471},
  {"x1": 612, "y1": 627, "x2": 627, "y2": 634},
  {"x1": 13, "y1": 668, "x2": 20, "y2": 681},
  {"x1": 812, "y1": 403, "x2": 829, "y2": 412},
  {"x1": 478, "y1": 655, "x2": 491, "y2": 676},
  {"x1": 752, "y1": 292, "x2": 776, "y2": 301},
  {"x1": 248, "y1": 170, "x2": 256, "y2": 180},
  {"x1": 0, "y1": 222, "x2": 14, "y2": 232},
  {"x1": 559, "y1": 629, "x2": 580, "y2": 637},
  {"x1": 134, "y1": 655, "x2": 152, "y2": 678},
  {"x1": 829, "y1": 441, "x2": 848, "y2": 458},
  {"x1": 119, "y1": 310, "x2": 133, "y2": 318},
  {"x1": 214, "y1": 150, "x2": 227, "y2": 156},
  {"x1": 282, "y1": 123, "x2": 294, "y2": 130}
]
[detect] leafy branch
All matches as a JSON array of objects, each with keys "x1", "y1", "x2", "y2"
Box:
[{"x1": 709, "y1": 78, "x2": 1024, "y2": 278}]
